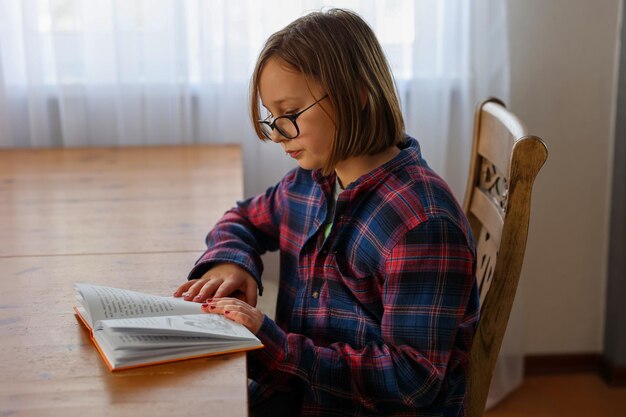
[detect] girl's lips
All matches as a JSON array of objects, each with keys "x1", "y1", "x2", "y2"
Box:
[{"x1": 286, "y1": 150, "x2": 302, "y2": 158}]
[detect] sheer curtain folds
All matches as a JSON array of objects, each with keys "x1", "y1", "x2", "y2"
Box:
[
  {"x1": 0, "y1": 0, "x2": 518, "y2": 406},
  {"x1": 0, "y1": 0, "x2": 505, "y2": 195}
]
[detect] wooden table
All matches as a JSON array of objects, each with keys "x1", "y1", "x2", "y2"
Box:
[{"x1": 0, "y1": 145, "x2": 248, "y2": 417}]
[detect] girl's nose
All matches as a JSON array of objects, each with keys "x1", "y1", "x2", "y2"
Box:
[{"x1": 270, "y1": 129, "x2": 285, "y2": 144}]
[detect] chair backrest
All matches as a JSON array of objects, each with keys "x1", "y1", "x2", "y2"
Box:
[{"x1": 464, "y1": 98, "x2": 548, "y2": 417}]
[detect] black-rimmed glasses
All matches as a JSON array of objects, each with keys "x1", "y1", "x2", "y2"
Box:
[{"x1": 258, "y1": 94, "x2": 328, "y2": 140}]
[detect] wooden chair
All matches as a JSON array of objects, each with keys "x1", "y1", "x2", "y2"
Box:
[{"x1": 463, "y1": 98, "x2": 548, "y2": 417}]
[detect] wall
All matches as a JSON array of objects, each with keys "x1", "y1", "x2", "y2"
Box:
[{"x1": 507, "y1": 0, "x2": 622, "y2": 354}]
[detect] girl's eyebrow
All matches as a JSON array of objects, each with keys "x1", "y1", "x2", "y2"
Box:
[{"x1": 261, "y1": 96, "x2": 301, "y2": 109}]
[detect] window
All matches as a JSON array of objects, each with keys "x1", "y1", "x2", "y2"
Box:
[{"x1": 19, "y1": 0, "x2": 449, "y2": 86}]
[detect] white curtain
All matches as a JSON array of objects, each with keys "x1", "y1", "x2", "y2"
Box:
[{"x1": 0, "y1": 0, "x2": 519, "y2": 407}]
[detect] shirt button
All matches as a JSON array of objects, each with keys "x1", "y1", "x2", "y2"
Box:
[{"x1": 312, "y1": 291, "x2": 320, "y2": 299}]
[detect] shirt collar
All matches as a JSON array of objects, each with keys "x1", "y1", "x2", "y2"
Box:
[{"x1": 312, "y1": 135, "x2": 421, "y2": 197}]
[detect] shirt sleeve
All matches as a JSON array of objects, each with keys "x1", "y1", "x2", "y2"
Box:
[
  {"x1": 247, "y1": 217, "x2": 478, "y2": 411},
  {"x1": 187, "y1": 178, "x2": 286, "y2": 295}
]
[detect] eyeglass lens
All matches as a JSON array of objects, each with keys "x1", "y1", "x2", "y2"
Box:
[{"x1": 260, "y1": 117, "x2": 298, "y2": 139}]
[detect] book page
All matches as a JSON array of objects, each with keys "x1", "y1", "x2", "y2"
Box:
[
  {"x1": 92, "y1": 329, "x2": 260, "y2": 369},
  {"x1": 107, "y1": 333, "x2": 235, "y2": 350},
  {"x1": 98, "y1": 314, "x2": 257, "y2": 340},
  {"x1": 74, "y1": 283, "x2": 202, "y2": 325},
  {"x1": 93, "y1": 314, "x2": 261, "y2": 367}
]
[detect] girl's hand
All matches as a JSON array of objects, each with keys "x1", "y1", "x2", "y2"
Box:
[
  {"x1": 173, "y1": 263, "x2": 258, "y2": 306},
  {"x1": 202, "y1": 297, "x2": 265, "y2": 334}
]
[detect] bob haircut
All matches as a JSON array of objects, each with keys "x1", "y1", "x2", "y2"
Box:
[{"x1": 250, "y1": 8, "x2": 405, "y2": 176}]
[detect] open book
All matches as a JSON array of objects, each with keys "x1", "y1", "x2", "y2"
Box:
[{"x1": 73, "y1": 283, "x2": 263, "y2": 371}]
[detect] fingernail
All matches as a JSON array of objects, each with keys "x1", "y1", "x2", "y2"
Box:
[
  {"x1": 201, "y1": 303, "x2": 209, "y2": 307},
  {"x1": 224, "y1": 310, "x2": 230, "y2": 314},
  {"x1": 193, "y1": 295, "x2": 202, "y2": 300},
  {"x1": 210, "y1": 305, "x2": 216, "y2": 309}
]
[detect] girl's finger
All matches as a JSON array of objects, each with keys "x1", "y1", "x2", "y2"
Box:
[
  {"x1": 173, "y1": 279, "x2": 197, "y2": 297},
  {"x1": 193, "y1": 279, "x2": 223, "y2": 302},
  {"x1": 201, "y1": 303, "x2": 218, "y2": 313},
  {"x1": 202, "y1": 298, "x2": 241, "y2": 314},
  {"x1": 213, "y1": 280, "x2": 240, "y2": 299},
  {"x1": 223, "y1": 309, "x2": 245, "y2": 323},
  {"x1": 185, "y1": 277, "x2": 222, "y2": 301},
  {"x1": 223, "y1": 310, "x2": 262, "y2": 334},
  {"x1": 201, "y1": 299, "x2": 263, "y2": 333}
]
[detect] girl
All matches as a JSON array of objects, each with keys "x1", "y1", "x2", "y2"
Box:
[{"x1": 174, "y1": 8, "x2": 478, "y2": 417}]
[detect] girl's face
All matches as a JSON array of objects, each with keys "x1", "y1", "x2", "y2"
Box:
[{"x1": 258, "y1": 58, "x2": 336, "y2": 171}]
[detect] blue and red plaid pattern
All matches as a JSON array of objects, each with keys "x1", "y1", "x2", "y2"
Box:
[{"x1": 189, "y1": 136, "x2": 479, "y2": 416}]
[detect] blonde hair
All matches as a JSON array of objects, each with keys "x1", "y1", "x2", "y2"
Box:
[{"x1": 250, "y1": 8, "x2": 405, "y2": 175}]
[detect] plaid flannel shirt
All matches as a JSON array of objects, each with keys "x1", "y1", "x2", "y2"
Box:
[{"x1": 189, "y1": 136, "x2": 479, "y2": 416}]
